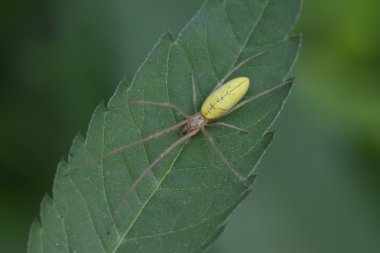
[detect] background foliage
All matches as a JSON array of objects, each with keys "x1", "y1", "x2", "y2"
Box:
[{"x1": 0, "y1": 0, "x2": 379, "y2": 252}]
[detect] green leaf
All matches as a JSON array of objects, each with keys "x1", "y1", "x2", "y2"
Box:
[{"x1": 28, "y1": 0, "x2": 302, "y2": 252}]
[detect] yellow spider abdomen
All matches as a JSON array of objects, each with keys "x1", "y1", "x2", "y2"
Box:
[{"x1": 201, "y1": 77, "x2": 250, "y2": 120}]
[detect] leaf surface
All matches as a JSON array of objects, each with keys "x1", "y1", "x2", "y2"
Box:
[{"x1": 28, "y1": 0, "x2": 302, "y2": 252}]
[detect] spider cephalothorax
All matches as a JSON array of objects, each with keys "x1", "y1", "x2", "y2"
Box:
[{"x1": 181, "y1": 113, "x2": 208, "y2": 135}]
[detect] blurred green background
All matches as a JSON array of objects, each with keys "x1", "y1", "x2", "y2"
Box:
[{"x1": 1, "y1": 0, "x2": 379, "y2": 252}]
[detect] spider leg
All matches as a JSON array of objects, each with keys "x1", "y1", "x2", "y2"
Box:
[
  {"x1": 101, "y1": 120, "x2": 188, "y2": 161},
  {"x1": 67, "y1": 119, "x2": 187, "y2": 176},
  {"x1": 201, "y1": 127, "x2": 246, "y2": 183},
  {"x1": 108, "y1": 129, "x2": 198, "y2": 233},
  {"x1": 207, "y1": 122, "x2": 250, "y2": 133},
  {"x1": 191, "y1": 72, "x2": 198, "y2": 114},
  {"x1": 108, "y1": 100, "x2": 190, "y2": 117},
  {"x1": 213, "y1": 51, "x2": 268, "y2": 91},
  {"x1": 95, "y1": 120, "x2": 186, "y2": 163}
]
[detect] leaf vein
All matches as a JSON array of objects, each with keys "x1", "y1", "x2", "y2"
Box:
[
  {"x1": 123, "y1": 201, "x2": 236, "y2": 243},
  {"x1": 205, "y1": 16, "x2": 220, "y2": 82},
  {"x1": 110, "y1": 143, "x2": 186, "y2": 253},
  {"x1": 224, "y1": 0, "x2": 271, "y2": 73},
  {"x1": 55, "y1": 203, "x2": 70, "y2": 253},
  {"x1": 68, "y1": 171, "x2": 107, "y2": 253},
  {"x1": 101, "y1": 111, "x2": 121, "y2": 236}
]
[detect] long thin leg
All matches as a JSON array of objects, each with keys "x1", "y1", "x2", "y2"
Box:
[
  {"x1": 108, "y1": 100, "x2": 190, "y2": 117},
  {"x1": 213, "y1": 51, "x2": 268, "y2": 91},
  {"x1": 108, "y1": 129, "x2": 198, "y2": 232},
  {"x1": 201, "y1": 127, "x2": 246, "y2": 182},
  {"x1": 207, "y1": 122, "x2": 250, "y2": 133},
  {"x1": 220, "y1": 78, "x2": 294, "y2": 119},
  {"x1": 97, "y1": 120, "x2": 187, "y2": 163},
  {"x1": 191, "y1": 72, "x2": 197, "y2": 114},
  {"x1": 67, "y1": 120, "x2": 188, "y2": 176}
]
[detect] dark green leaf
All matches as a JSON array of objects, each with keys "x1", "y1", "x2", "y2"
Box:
[{"x1": 28, "y1": 0, "x2": 302, "y2": 252}]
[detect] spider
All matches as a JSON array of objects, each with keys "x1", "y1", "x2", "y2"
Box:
[{"x1": 88, "y1": 50, "x2": 294, "y2": 230}]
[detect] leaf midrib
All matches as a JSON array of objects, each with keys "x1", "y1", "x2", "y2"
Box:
[{"x1": 222, "y1": 0, "x2": 271, "y2": 75}]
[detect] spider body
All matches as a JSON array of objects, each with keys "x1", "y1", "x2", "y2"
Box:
[
  {"x1": 181, "y1": 113, "x2": 208, "y2": 135},
  {"x1": 181, "y1": 76, "x2": 250, "y2": 135}
]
